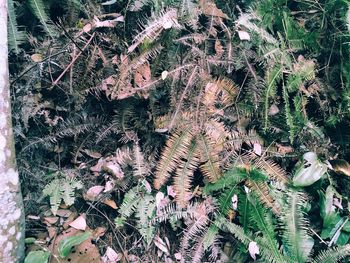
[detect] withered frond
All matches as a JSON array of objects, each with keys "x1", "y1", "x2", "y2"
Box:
[
  {"x1": 173, "y1": 141, "x2": 201, "y2": 208},
  {"x1": 198, "y1": 133, "x2": 222, "y2": 182},
  {"x1": 245, "y1": 179, "x2": 280, "y2": 214},
  {"x1": 154, "y1": 128, "x2": 194, "y2": 189}
]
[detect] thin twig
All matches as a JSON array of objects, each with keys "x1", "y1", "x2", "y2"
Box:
[{"x1": 51, "y1": 33, "x2": 95, "y2": 87}]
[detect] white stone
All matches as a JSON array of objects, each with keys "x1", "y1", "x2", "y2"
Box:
[{"x1": 8, "y1": 226, "x2": 15, "y2": 235}]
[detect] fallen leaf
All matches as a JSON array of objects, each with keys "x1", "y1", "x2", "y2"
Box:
[
  {"x1": 56, "y1": 210, "x2": 72, "y2": 218},
  {"x1": 84, "y1": 150, "x2": 102, "y2": 159},
  {"x1": 92, "y1": 227, "x2": 107, "y2": 239},
  {"x1": 134, "y1": 64, "x2": 151, "y2": 88},
  {"x1": 102, "y1": 199, "x2": 118, "y2": 209},
  {"x1": 248, "y1": 241, "x2": 260, "y2": 260},
  {"x1": 199, "y1": 0, "x2": 229, "y2": 19},
  {"x1": 253, "y1": 143, "x2": 262, "y2": 156},
  {"x1": 44, "y1": 217, "x2": 59, "y2": 225},
  {"x1": 174, "y1": 252, "x2": 182, "y2": 261},
  {"x1": 161, "y1": 71, "x2": 169, "y2": 80},
  {"x1": 237, "y1": 30, "x2": 251, "y2": 41},
  {"x1": 167, "y1": 186, "x2": 176, "y2": 198},
  {"x1": 153, "y1": 235, "x2": 169, "y2": 254},
  {"x1": 104, "y1": 180, "x2": 115, "y2": 192},
  {"x1": 69, "y1": 214, "x2": 87, "y2": 231},
  {"x1": 85, "y1": 186, "x2": 105, "y2": 201},
  {"x1": 231, "y1": 194, "x2": 238, "y2": 210},
  {"x1": 101, "y1": 247, "x2": 121, "y2": 263},
  {"x1": 31, "y1": 53, "x2": 43, "y2": 62}
]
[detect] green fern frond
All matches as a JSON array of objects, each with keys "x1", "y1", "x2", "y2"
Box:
[
  {"x1": 215, "y1": 216, "x2": 253, "y2": 245},
  {"x1": 135, "y1": 194, "x2": 156, "y2": 246},
  {"x1": 203, "y1": 167, "x2": 246, "y2": 195},
  {"x1": 8, "y1": 0, "x2": 27, "y2": 54},
  {"x1": 117, "y1": 186, "x2": 140, "y2": 219},
  {"x1": 281, "y1": 191, "x2": 314, "y2": 262},
  {"x1": 42, "y1": 176, "x2": 82, "y2": 215},
  {"x1": 264, "y1": 65, "x2": 282, "y2": 131},
  {"x1": 248, "y1": 196, "x2": 288, "y2": 262},
  {"x1": 27, "y1": 0, "x2": 57, "y2": 38},
  {"x1": 311, "y1": 244, "x2": 350, "y2": 263}
]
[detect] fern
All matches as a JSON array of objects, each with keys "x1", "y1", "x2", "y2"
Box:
[
  {"x1": 154, "y1": 128, "x2": 193, "y2": 189},
  {"x1": 311, "y1": 244, "x2": 350, "y2": 263},
  {"x1": 198, "y1": 133, "x2": 221, "y2": 182},
  {"x1": 27, "y1": 0, "x2": 57, "y2": 38},
  {"x1": 281, "y1": 191, "x2": 314, "y2": 262},
  {"x1": 8, "y1": 0, "x2": 27, "y2": 54},
  {"x1": 173, "y1": 140, "x2": 200, "y2": 207},
  {"x1": 43, "y1": 176, "x2": 82, "y2": 215}
]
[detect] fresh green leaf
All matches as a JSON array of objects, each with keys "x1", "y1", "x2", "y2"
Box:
[
  {"x1": 24, "y1": 251, "x2": 50, "y2": 263},
  {"x1": 58, "y1": 232, "x2": 91, "y2": 258}
]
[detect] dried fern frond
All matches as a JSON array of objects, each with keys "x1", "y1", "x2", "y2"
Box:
[
  {"x1": 251, "y1": 154, "x2": 290, "y2": 185},
  {"x1": 128, "y1": 9, "x2": 180, "y2": 53},
  {"x1": 154, "y1": 129, "x2": 194, "y2": 189},
  {"x1": 173, "y1": 141, "x2": 200, "y2": 207},
  {"x1": 245, "y1": 179, "x2": 280, "y2": 214},
  {"x1": 198, "y1": 133, "x2": 222, "y2": 182}
]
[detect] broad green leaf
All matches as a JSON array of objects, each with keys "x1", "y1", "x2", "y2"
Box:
[
  {"x1": 24, "y1": 251, "x2": 50, "y2": 263},
  {"x1": 25, "y1": 237, "x2": 37, "y2": 244},
  {"x1": 293, "y1": 152, "x2": 327, "y2": 187},
  {"x1": 58, "y1": 232, "x2": 91, "y2": 258}
]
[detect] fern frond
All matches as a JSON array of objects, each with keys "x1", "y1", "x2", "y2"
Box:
[
  {"x1": 281, "y1": 191, "x2": 314, "y2": 262},
  {"x1": 215, "y1": 216, "x2": 253, "y2": 245},
  {"x1": 154, "y1": 129, "x2": 193, "y2": 189},
  {"x1": 245, "y1": 179, "x2": 280, "y2": 214},
  {"x1": 203, "y1": 167, "x2": 246, "y2": 194},
  {"x1": 8, "y1": 0, "x2": 27, "y2": 54},
  {"x1": 251, "y1": 154, "x2": 289, "y2": 185},
  {"x1": 128, "y1": 9, "x2": 180, "y2": 53},
  {"x1": 264, "y1": 65, "x2": 282, "y2": 131},
  {"x1": 173, "y1": 140, "x2": 200, "y2": 207},
  {"x1": 132, "y1": 143, "x2": 149, "y2": 177},
  {"x1": 311, "y1": 244, "x2": 350, "y2": 263},
  {"x1": 118, "y1": 186, "x2": 140, "y2": 218},
  {"x1": 198, "y1": 133, "x2": 221, "y2": 182},
  {"x1": 249, "y1": 197, "x2": 288, "y2": 263},
  {"x1": 135, "y1": 194, "x2": 156, "y2": 246},
  {"x1": 28, "y1": 0, "x2": 57, "y2": 38}
]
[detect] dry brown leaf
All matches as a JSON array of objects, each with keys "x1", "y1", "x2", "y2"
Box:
[
  {"x1": 102, "y1": 199, "x2": 118, "y2": 209},
  {"x1": 56, "y1": 209, "x2": 72, "y2": 218},
  {"x1": 153, "y1": 235, "x2": 169, "y2": 255},
  {"x1": 134, "y1": 63, "x2": 151, "y2": 88},
  {"x1": 31, "y1": 53, "x2": 43, "y2": 62},
  {"x1": 199, "y1": 0, "x2": 229, "y2": 19},
  {"x1": 69, "y1": 214, "x2": 87, "y2": 231},
  {"x1": 101, "y1": 247, "x2": 122, "y2": 263},
  {"x1": 84, "y1": 149, "x2": 102, "y2": 159},
  {"x1": 330, "y1": 159, "x2": 350, "y2": 177},
  {"x1": 44, "y1": 216, "x2": 59, "y2": 225},
  {"x1": 214, "y1": 39, "x2": 224, "y2": 57},
  {"x1": 85, "y1": 185, "x2": 105, "y2": 201},
  {"x1": 92, "y1": 227, "x2": 107, "y2": 239},
  {"x1": 63, "y1": 211, "x2": 79, "y2": 229}
]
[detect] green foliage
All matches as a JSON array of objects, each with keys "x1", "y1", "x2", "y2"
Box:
[
  {"x1": 24, "y1": 250, "x2": 50, "y2": 263},
  {"x1": 8, "y1": 0, "x2": 27, "y2": 54},
  {"x1": 42, "y1": 174, "x2": 82, "y2": 215},
  {"x1": 58, "y1": 232, "x2": 90, "y2": 258}
]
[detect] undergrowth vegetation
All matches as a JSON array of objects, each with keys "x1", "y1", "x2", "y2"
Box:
[{"x1": 8, "y1": 0, "x2": 350, "y2": 262}]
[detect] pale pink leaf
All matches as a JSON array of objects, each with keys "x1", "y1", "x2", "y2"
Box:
[
  {"x1": 248, "y1": 241, "x2": 260, "y2": 260},
  {"x1": 69, "y1": 214, "x2": 87, "y2": 230}
]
